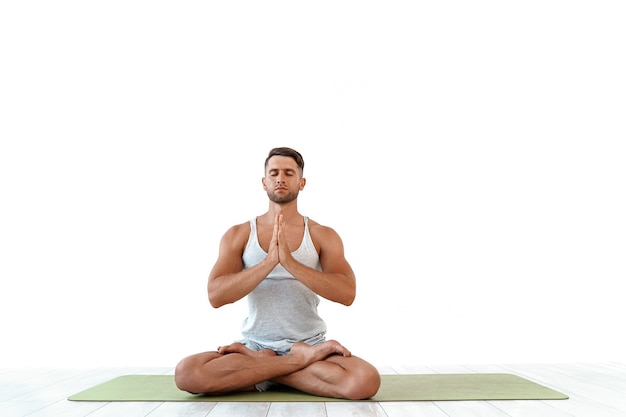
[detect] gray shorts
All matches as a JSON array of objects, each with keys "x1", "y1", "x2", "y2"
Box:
[{"x1": 238, "y1": 333, "x2": 326, "y2": 356}]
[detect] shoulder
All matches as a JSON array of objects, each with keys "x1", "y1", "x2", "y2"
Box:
[
  {"x1": 226, "y1": 220, "x2": 252, "y2": 233},
  {"x1": 307, "y1": 218, "x2": 343, "y2": 244},
  {"x1": 219, "y1": 220, "x2": 252, "y2": 247},
  {"x1": 307, "y1": 218, "x2": 349, "y2": 262}
]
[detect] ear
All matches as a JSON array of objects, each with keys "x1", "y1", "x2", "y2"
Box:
[
  {"x1": 262, "y1": 177, "x2": 268, "y2": 190},
  {"x1": 299, "y1": 177, "x2": 306, "y2": 190}
]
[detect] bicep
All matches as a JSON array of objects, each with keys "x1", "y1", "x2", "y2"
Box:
[
  {"x1": 208, "y1": 226, "x2": 246, "y2": 281},
  {"x1": 318, "y1": 229, "x2": 355, "y2": 278}
]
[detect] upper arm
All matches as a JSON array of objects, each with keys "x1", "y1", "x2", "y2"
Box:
[
  {"x1": 208, "y1": 223, "x2": 249, "y2": 281},
  {"x1": 312, "y1": 224, "x2": 355, "y2": 279}
]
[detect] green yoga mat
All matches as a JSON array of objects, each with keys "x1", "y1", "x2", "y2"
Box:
[{"x1": 68, "y1": 374, "x2": 568, "y2": 402}]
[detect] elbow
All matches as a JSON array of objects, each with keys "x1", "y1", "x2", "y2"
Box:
[
  {"x1": 208, "y1": 289, "x2": 226, "y2": 309},
  {"x1": 208, "y1": 283, "x2": 240, "y2": 308},
  {"x1": 342, "y1": 277, "x2": 356, "y2": 306},
  {"x1": 208, "y1": 294, "x2": 228, "y2": 309},
  {"x1": 341, "y1": 290, "x2": 356, "y2": 306}
]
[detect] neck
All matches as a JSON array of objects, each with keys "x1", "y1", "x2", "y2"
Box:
[{"x1": 262, "y1": 201, "x2": 301, "y2": 223}]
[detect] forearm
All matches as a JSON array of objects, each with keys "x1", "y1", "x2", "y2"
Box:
[
  {"x1": 281, "y1": 258, "x2": 356, "y2": 306},
  {"x1": 208, "y1": 259, "x2": 276, "y2": 308}
]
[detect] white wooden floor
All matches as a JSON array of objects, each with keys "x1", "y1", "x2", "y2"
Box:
[{"x1": 1, "y1": 362, "x2": 625, "y2": 417}]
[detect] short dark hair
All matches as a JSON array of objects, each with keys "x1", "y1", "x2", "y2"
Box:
[{"x1": 264, "y1": 147, "x2": 305, "y2": 174}]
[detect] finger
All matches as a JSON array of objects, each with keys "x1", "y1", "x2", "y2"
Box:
[{"x1": 273, "y1": 215, "x2": 281, "y2": 236}]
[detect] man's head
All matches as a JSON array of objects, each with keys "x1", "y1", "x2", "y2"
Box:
[
  {"x1": 263, "y1": 147, "x2": 306, "y2": 204},
  {"x1": 264, "y1": 147, "x2": 304, "y2": 175}
]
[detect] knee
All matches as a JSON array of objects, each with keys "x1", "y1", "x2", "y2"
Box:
[
  {"x1": 174, "y1": 357, "x2": 196, "y2": 393},
  {"x1": 174, "y1": 352, "x2": 223, "y2": 394},
  {"x1": 175, "y1": 356, "x2": 211, "y2": 394},
  {"x1": 343, "y1": 363, "x2": 381, "y2": 400}
]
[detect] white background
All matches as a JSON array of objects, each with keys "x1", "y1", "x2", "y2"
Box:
[{"x1": 1, "y1": 1, "x2": 625, "y2": 368}]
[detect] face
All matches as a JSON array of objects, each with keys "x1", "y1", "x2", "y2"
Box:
[{"x1": 263, "y1": 155, "x2": 305, "y2": 204}]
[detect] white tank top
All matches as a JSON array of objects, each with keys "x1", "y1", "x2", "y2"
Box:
[{"x1": 240, "y1": 217, "x2": 327, "y2": 349}]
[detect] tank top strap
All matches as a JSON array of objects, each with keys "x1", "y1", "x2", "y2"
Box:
[
  {"x1": 245, "y1": 218, "x2": 259, "y2": 252},
  {"x1": 302, "y1": 216, "x2": 310, "y2": 239}
]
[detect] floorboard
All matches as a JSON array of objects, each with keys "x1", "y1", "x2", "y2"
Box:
[
  {"x1": 148, "y1": 402, "x2": 217, "y2": 417},
  {"x1": 267, "y1": 402, "x2": 327, "y2": 417},
  {"x1": 326, "y1": 401, "x2": 388, "y2": 417},
  {"x1": 205, "y1": 402, "x2": 271, "y2": 417},
  {"x1": 381, "y1": 402, "x2": 449, "y2": 417},
  {"x1": 434, "y1": 400, "x2": 512, "y2": 417}
]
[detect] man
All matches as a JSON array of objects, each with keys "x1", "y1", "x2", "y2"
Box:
[{"x1": 174, "y1": 147, "x2": 381, "y2": 400}]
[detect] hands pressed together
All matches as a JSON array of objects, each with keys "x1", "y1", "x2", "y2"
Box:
[{"x1": 266, "y1": 213, "x2": 292, "y2": 268}]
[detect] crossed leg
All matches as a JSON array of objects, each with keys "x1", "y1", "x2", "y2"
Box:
[{"x1": 174, "y1": 340, "x2": 381, "y2": 400}]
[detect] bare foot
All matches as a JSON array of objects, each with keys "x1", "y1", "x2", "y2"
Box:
[
  {"x1": 317, "y1": 340, "x2": 352, "y2": 358},
  {"x1": 217, "y1": 342, "x2": 277, "y2": 358},
  {"x1": 289, "y1": 340, "x2": 352, "y2": 366}
]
